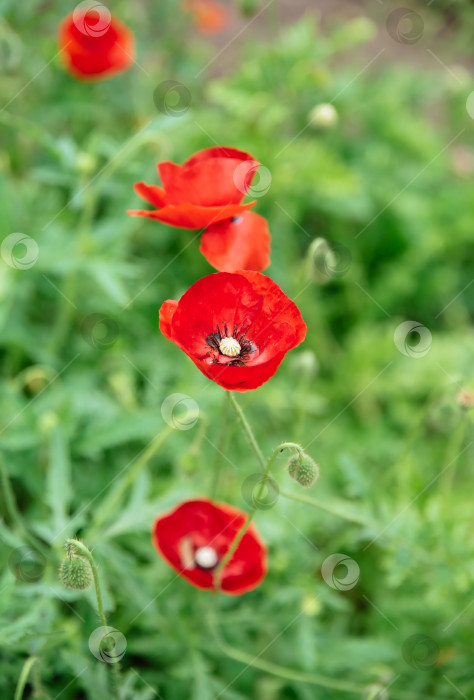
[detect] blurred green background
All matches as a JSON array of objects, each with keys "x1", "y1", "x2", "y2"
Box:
[{"x1": 0, "y1": 0, "x2": 473, "y2": 698}]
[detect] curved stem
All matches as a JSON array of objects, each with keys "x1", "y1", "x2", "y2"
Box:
[
  {"x1": 208, "y1": 608, "x2": 434, "y2": 700},
  {"x1": 214, "y1": 442, "x2": 302, "y2": 588},
  {"x1": 279, "y1": 489, "x2": 370, "y2": 526},
  {"x1": 227, "y1": 391, "x2": 266, "y2": 471},
  {"x1": 14, "y1": 657, "x2": 38, "y2": 700},
  {"x1": 65, "y1": 539, "x2": 121, "y2": 696},
  {"x1": 65, "y1": 539, "x2": 107, "y2": 627},
  {"x1": 441, "y1": 412, "x2": 469, "y2": 494}
]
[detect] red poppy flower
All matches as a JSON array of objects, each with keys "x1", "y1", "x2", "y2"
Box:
[
  {"x1": 58, "y1": 5, "x2": 135, "y2": 81},
  {"x1": 183, "y1": 0, "x2": 230, "y2": 34},
  {"x1": 153, "y1": 499, "x2": 267, "y2": 594},
  {"x1": 128, "y1": 147, "x2": 259, "y2": 230},
  {"x1": 159, "y1": 271, "x2": 306, "y2": 391}
]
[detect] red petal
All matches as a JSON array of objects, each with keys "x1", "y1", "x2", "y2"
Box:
[
  {"x1": 169, "y1": 272, "x2": 264, "y2": 357},
  {"x1": 134, "y1": 182, "x2": 167, "y2": 208},
  {"x1": 194, "y1": 352, "x2": 288, "y2": 392},
  {"x1": 128, "y1": 201, "x2": 255, "y2": 229},
  {"x1": 200, "y1": 211, "x2": 271, "y2": 272},
  {"x1": 159, "y1": 157, "x2": 259, "y2": 207},
  {"x1": 159, "y1": 301, "x2": 178, "y2": 341},
  {"x1": 184, "y1": 146, "x2": 256, "y2": 167}
]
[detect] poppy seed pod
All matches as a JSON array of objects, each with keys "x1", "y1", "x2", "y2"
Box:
[
  {"x1": 59, "y1": 554, "x2": 93, "y2": 591},
  {"x1": 287, "y1": 453, "x2": 320, "y2": 488}
]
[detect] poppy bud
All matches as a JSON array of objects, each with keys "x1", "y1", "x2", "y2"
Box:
[
  {"x1": 309, "y1": 103, "x2": 338, "y2": 129},
  {"x1": 59, "y1": 553, "x2": 93, "y2": 591},
  {"x1": 287, "y1": 452, "x2": 320, "y2": 488}
]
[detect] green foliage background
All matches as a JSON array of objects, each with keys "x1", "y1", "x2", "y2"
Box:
[{"x1": 0, "y1": 1, "x2": 473, "y2": 698}]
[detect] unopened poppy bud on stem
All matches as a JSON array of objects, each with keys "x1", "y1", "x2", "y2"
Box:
[
  {"x1": 287, "y1": 452, "x2": 320, "y2": 488},
  {"x1": 59, "y1": 543, "x2": 93, "y2": 591}
]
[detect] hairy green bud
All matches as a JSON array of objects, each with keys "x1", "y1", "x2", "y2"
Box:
[
  {"x1": 287, "y1": 453, "x2": 320, "y2": 488},
  {"x1": 59, "y1": 553, "x2": 93, "y2": 591}
]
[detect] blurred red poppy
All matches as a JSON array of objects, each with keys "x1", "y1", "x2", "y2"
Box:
[
  {"x1": 153, "y1": 498, "x2": 267, "y2": 594},
  {"x1": 128, "y1": 147, "x2": 258, "y2": 229},
  {"x1": 58, "y1": 6, "x2": 135, "y2": 81},
  {"x1": 200, "y1": 211, "x2": 271, "y2": 272},
  {"x1": 183, "y1": 0, "x2": 230, "y2": 34},
  {"x1": 159, "y1": 271, "x2": 306, "y2": 391}
]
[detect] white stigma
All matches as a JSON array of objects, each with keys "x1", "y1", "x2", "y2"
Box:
[
  {"x1": 218, "y1": 337, "x2": 241, "y2": 357},
  {"x1": 194, "y1": 546, "x2": 219, "y2": 569}
]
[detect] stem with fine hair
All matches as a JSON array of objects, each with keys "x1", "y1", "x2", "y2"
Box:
[
  {"x1": 214, "y1": 442, "x2": 302, "y2": 589},
  {"x1": 14, "y1": 657, "x2": 38, "y2": 700},
  {"x1": 65, "y1": 538, "x2": 121, "y2": 696},
  {"x1": 226, "y1": 391, "x2": 266, "y2": 470},
  {"x1": 207, "y1": 605, "x2": 434, "y2": 700}
]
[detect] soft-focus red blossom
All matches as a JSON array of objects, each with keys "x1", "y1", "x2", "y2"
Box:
[
  {"x1": 200, "y1": 211, "x2": 271, "y2": 272},
  {"x1": 58, "y1": 6, "x2": 135, "y2": 81},
  {"x1": 159, "y1": 271, "x2": 306, "y2": 391},
  {"x1": 153, "y1": 499, "x2": 267, "y2": 594},
  {"x1": 183, "y1": 0, "x2": 230, "y2": 34},
  {"x1": 128, "y1": 147, "x2": 258, "y2": 229}
]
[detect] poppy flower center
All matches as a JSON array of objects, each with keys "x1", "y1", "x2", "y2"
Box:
[
  {"x1": 218, "y1": 337, "x2": 241, "y2": 357},
  {"x1": 206, "y1": 323, "x2": 257, "y2": 367},
  {"x1": 194, "y1": 546, "x2": 219, "y2": 570}
]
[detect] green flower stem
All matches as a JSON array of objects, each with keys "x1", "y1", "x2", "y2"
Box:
[
  {"x1": 65, "y1": 540, "x2": 107, "y2": 627},
  {"x1": 66, "y1": 538, "x2": 121, "y2": 695},
  {"x1": 14, "y1": 657, "x2": 38, "y2": 700},
  {"x1": 279, "y1": 489, "x2": 370, "y2": 526},
  {"x1": 226, "y1": 392, "x2": 369, "y2": 527},
  {"x1": 214, "y1": 442, "x2": 302, "y2": 589},
  {"x1": 226, "y1": 391, "x2": 266, "y2": 470},
  {"x1": 441, "y1": 412, "x2": 470, "y2": 494},
  {"x1": 0, "y1": 456, "x2": 49, "y2": 557},
  {"x1": 89, "y1": 426, "x2": 172, "y2": 535},
  {"x1": 208, "y1": 606, "x2": 433, "y2": 700}
]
